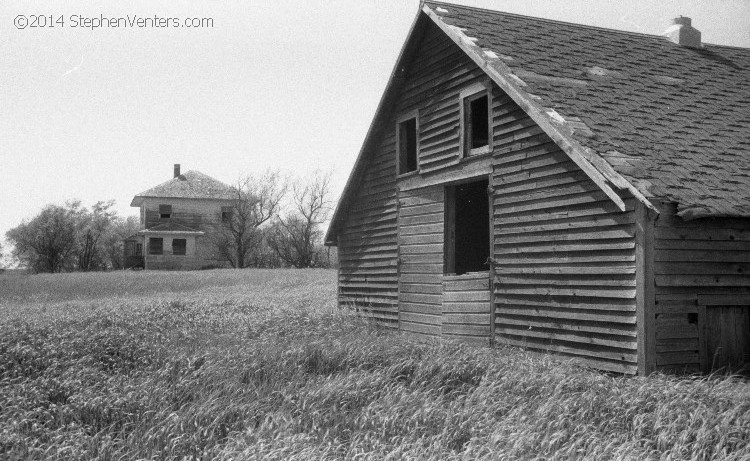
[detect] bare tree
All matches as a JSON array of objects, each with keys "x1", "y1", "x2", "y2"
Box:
[
  {"x1": 214, "y1": 171, "x2": 286, "y2": 268},
  {"x1": 72, "y1": 200, "x2": 117, "y2": 271},
  {"x1": 103, "y1": 215, "x2": 141, "y2": 270},
  {"x1": 6, "y1": 204, "x2": 79, "y2": 273},
  {"x1": 267, "y1": 170, "x2": 333, "y2": 268}
]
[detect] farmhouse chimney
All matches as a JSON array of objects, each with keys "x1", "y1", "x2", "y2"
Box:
[
  {"x1": 174, "y1": 164, "x2": 180, "y2": 178},
  {"x1": 665, "y1": 16, "x2": 701, "y2": 48}
]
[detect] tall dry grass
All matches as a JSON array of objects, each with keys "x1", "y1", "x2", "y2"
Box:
[{"x1": 1, "y1": 269, "x2": 748, "y2": 460}]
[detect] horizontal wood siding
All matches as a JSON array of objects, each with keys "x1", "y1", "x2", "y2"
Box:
[
  {"x1": 398, "y1": 186, "x2": 444, "y2": 337},
  {"x1": 397, "y1": 21, "x2": 487, "y2": 173},
  {"x1": 652, "y1": 201, "x2": 750, "y2": 373},
  {"x1": 491, "y1": 92, "x2": 638, "y2": 374},
  {"x1": 443, "y1": 273, "x2": 491, "y2": 344},
  {"x1": 338, "y1": 128, "x2": 400, "y2": 327}
]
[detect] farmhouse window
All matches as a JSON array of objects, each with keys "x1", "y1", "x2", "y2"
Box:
[
  {"x1": 397, "y1": 112, "x2": 419, "y2": 175},
  {"x1": 460, "y1": 83, "x2": 492, "y2": 157},
  {"x1": 172, "y1": 238, "x2": 187, "y2": 256},
  {"x1": 445, "y1": 178, "x2": 490, "y2": 275},
  {"x1": 135, "y1": 243, "x2": 142, "y2": 256},
  {"x1": 221, "y1": 206, "x2": 233, "y2": 223},
  {"x1": 159, "y1": 204, "x2": 172, "y2": 219},
  {"x1": 148, "y1": 238, "x2": 163, "y2": 255}
]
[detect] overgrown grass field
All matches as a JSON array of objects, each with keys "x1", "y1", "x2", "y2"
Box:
[{"x1": 1, "y1": 269, "x2": 748, "y2": 460}]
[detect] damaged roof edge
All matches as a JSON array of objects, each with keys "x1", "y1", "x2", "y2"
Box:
[
  {"x1": 422, "y1": 3, "x2": 657, "y2": 215},
  {"x1": 326, "y1": 3, "x2": 660, "y2": 245}
]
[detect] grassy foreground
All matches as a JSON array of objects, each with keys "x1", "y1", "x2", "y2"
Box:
[{"x1": 1, "y1": 270, "x2": 749, "y2": 460}]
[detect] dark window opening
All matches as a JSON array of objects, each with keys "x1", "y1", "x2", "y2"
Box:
[
  {"x1": 445, "y1": 179, "x2": 490, "y2": 275},
  {"x1": 159, "y1": 204, "x2": 172, "y2": 219},
  {"x1": 465, "y1": 93, "x2": 489, "y2": 154},
  {"x1": 398, "y1": 117, "x2": 418, "y2": 174},
  {"x1": 125, "y1": 241, "x2": 135, "y2": 256},
  {"x1": 221, "y1": 206, "x2": 233, "y2": 223},
  {"x1": 148, "y1": 237, "x2": 163, "y2": 255},
  {"x1": 172, "y1": 238, "x2": 186, "y2": 256},
  {"x1": 135, "y1": 243, "x2": 142, "y2": 256}
]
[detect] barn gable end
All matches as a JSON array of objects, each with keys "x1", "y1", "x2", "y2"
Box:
[{"x1": 330, "y1": 2, "x2": 750, "y2": 375}]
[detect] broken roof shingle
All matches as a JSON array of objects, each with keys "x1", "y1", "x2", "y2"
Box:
[
  {"x1": 427, "y1": 1, "x2": 750, "y2": 218},
  {"x1": 130, "y1": 170, "x2": 234, "y2": 206}
]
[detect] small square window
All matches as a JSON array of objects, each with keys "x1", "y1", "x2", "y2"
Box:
[
  {"x1": 172, "y1": 238, "x2": 186, "y2": 256},
  {"x1": 148, "y1": 238, "x2": 163, "y2": 255},
  {"x1": 159, "y1": 204, "x2": 172, "y2": 219},
  {"x1": 398, "y1": 116, "x2": 418, "y2": 175}
]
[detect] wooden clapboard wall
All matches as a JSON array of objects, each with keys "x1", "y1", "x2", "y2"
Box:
[
  {"x1": 652, "y1": 201, "x2": 750, "y2": 373},
  {"x1": 398, "y1": 186, "x2": 444, "y2": 336},
  {"x1": 338, "y1": 20, "x2": 488, "y2": 328},
  {"x1": 443, "y1": 273, "x2": 491, "y2": 344},
  {"x1": 491, "y1": 90, "x2": 639, "y2": 374},
  {"x1": 336, "y1": 128, "x2": 400, "y2": 327}
]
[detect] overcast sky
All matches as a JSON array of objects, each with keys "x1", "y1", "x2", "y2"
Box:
[{"x1": 1, "y1": 0, "x2": 748, "y2": 257}]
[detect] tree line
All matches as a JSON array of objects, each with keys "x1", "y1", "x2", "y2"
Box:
[
  {"x1": 4, "y1": 170, "x2": 336, "y2": 273},
  {"x1": 211, "y1": 170, "x2": 336, "y2": 269}
]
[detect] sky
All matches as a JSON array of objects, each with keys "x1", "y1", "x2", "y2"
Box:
[{"x1": 1, "y1": 0, "x2": 749, "y2": 262}]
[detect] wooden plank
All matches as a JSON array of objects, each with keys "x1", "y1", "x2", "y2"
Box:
[
  {"x1": 497, "y1": 314, "x2": 636, "y2": 337},
  {"x1": 494, "y1": 334, "x2": 638, "y2": 365},
  {"x1": 496, "y1": 286, "x2": 636, "y2": 299},
  {"x1": 696, "y1": 294, "x2": 750, "y2": 306},
  {"x1": 495, "y1": 294, "x2": 636, "y2": 312},
  {"x1": 655, "y1": 226, "x2": 750, "y2": 242},
  {"x1": 400, "y1": 321, "x2": 441, "y2": 337},
  {"x1": 442, "y1": 324, "x2": 491, "y2": 336},
  {"x1": 442, "y1": 313, "x2": 489, "y2": 325},
  {"x1": 442, "y1": 302, "x2": 491, "y2": 313},
  {"x1": 443, "y1": 291, "x2": 491, "y2": 302},
  {"x1": 497, "y1": 305, "x2": 636, "y2": 324},
  {"x1": 655, "y1": 274, "x2": 750, "y2": 287},
  {"x1": 400, "y1": 302, "x2": 442, "y2": 315},
  {"x1": 400, "y1": 312, "x2": 441, "y2": 325},
  {"x1": 494, "y1": 326, "x2": 636, "y2": 350}
]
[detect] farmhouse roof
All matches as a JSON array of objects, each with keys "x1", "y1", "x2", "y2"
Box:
[
  {"x1": 130, "y1": 170, "x2": 234, "y2": 206},
  {"x1": 326, "y1": 2, "x2": 750, "y2": 243}
]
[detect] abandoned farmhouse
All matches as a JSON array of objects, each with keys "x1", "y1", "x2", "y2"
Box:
[
  {"x1": 325, "y1": 2, "x2": 750, "y2": 374},
  {"x1": 124, "y1": 165, "x2": 234, "y2": 270}
]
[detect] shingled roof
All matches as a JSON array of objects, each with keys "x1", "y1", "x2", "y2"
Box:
[
  {"x1": 423, "y1": 1, "x2": 750, "y2": 218},
  {"x1": 130, "y1": 170, "x2": 234, "y2": 207}
]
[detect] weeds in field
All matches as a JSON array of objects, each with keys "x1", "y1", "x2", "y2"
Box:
[{"x1": 1, "y1": 269, "x2": 749, "y2": 460}]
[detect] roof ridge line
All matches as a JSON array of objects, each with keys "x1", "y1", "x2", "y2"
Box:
[{"x1": 427, "y1": 0, "x2": 746, "y2": 49}]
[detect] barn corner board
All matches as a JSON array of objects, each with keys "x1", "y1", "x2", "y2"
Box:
[{"x1": 326, "y1": 1, "x2": 750, "y2": 375}]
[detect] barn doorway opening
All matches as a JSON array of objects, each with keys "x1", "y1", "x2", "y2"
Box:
[{"x1": 445, "y1": 178, "x2": 490, "y2": 275}]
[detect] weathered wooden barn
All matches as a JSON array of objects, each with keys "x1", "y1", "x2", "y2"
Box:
[{"x1": 325, "y1": 2, "x2": 750, "y2": 375}]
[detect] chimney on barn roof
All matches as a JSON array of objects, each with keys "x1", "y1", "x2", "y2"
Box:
[
  {"x1": 664, "y1": 16, "x2": 701, "y2": 48},
  {"x1": 173, "y1": 164, "x2": 180, "y2": 178}
]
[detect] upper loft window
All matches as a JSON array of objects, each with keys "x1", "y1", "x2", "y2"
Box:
[
  {"x1": 460, "y1": 82, "x2": 492, "y2": 157},
  {"x1": 159, "y1": 204, "x2": 172, "y2": 219},
  {"x1": 397, "y1": 111, "x2": 419, "y2": 175}
]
